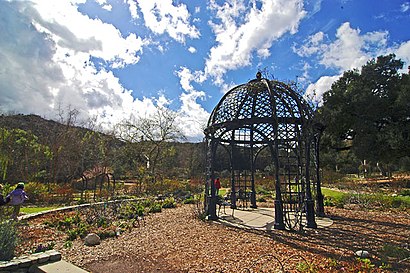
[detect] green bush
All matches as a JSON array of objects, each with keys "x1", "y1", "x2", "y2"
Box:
[
  {"x1": 323, "y1": 194, "x2": 349, "y2": 208},
  {"x1": 399, "y1": 189, "x2": 410, "y2": 196},
  {"x1": 149, "y1": 202, "x2": 162, "y2": 213},
  {"x1": 183, "y1": 196, "x2": 197, "y2": 204},
  {"x1": 0, "y1": 220, "x2": 18, "y2": 260},
  {"x1": 24, "y1": 182, "x2": 48, "y2": 203},
  {"x1": 379, "y1": 243, "x2": 410, "y2": 261},
  {"x1": 162, "y1": 197, "x2": 176, "y2": 208},
  {"x1": 97, "y1": 228, "x2": 116, "y2": 239},
  {"x1": 119, "y1": 202, "x2": 145, "y2": 219}
]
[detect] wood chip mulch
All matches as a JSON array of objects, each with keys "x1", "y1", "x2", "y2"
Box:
[{"x1": 16, "y1": 205, "x2": 410, "y2": 272}]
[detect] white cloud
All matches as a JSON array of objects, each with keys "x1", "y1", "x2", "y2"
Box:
[
  {"x1": 136, "y1": 0, "x2": 200, "y2": 43},
  {"x1": 176, "y1": 67, "x2": 206, "y2": 92},
  {"x1": 177, "y1": 90, "x2": 209, "y2": 141},
  {"x1": 299, "y1": 22, "x2": 410, "y2": 104},
  {"x1": 401, "y1": 2, "x2": 410, "y2": 12},
  {"x1": 175, "y1": 67, "x2": 209, "y2": 140},
  {"x1": 305, "y1": 75, "x2": 341, "y2": 105},
  {"x1": 293, "y1": 31, "x2": 325, "y2": 57},
  {"x1": 321, "y1": 23, "x2": 388, "y2": 71},
  {"x1": 205, "y1": 0, "x2": 306, "y2": 85},
  {"x1": 30, "y1": 1, "x2": 146, "y2": 68},
  {"x1": 295, "y1": 22, "x2": 389, "y2": 72},
  {"x1": 0, "y1": 0, "x2": 158, "y2": 132},
  {"x1": 392, "y1": 40, "x2": 410, "y2": 71},
  {"x1": 188, "y1": 46, "x2": 197, "y2": 53},
  {"x1": 126, "y1": 0, "x2": 139, "y2": 19}
]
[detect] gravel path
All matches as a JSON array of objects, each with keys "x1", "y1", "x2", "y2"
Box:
[{"x1": 17, "y1": 204, "x2": 410, "y2": 272}]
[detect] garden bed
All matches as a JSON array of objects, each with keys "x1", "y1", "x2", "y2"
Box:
[{"x1": 14, "y1": 204, "x2": 410, "y2": 272}]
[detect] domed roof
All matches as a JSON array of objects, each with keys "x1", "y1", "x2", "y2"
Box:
[{"x1": 205, "y1": 77, "x2": 312, "y2": 144}]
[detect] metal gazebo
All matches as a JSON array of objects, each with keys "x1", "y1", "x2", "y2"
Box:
[{"x1": 204, "y1": 73, "x2": 325, "y2": 230}]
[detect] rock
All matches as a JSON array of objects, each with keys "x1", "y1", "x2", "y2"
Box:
[
  {"x1": 84, "y1": 233, "x2": 101, "y2": 246},
  {"x1": 355, "y1": 250, "x2": 370, "y2": 258}
]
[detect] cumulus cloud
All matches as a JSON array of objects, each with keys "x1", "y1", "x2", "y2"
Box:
[
  {"x1": 320, "y1": 23, "x2": 388, "y2": 71},
  {"x1": 175, "y1": 67, "x2": 209, "y2": 140},
  {"x1": 177, "y1": 90, "x2": 209, "y2": 141},
  {"x1": 392, "y1": 40, "x2": 410, "y2": 71},
  {"x1": 305, "y1": 75, "x2": 341, "y2": 105},
  {"x1": 205, "y1": 0, "x2": 306, "y2": 85},
  {"x1": 295, "y1": 22, "x2": 389, "y2": 73},
  {"x1": 293, "y1": 31, "x2": 325, "y2": 57},
  {"x1": 0, "y1": 0, "x2": 155, "y2": 131},
  {"x1": 298, "y1": 22, "x2": 408, "y2": 103},
  {"x1": 176, "y1": 67, "x2": 206, "y2": 92},
  {"x1": 126, "y1": 0, "x2": 139, "y2": 19},
  {"x1": 136, "y1": 0, "x2": 200, "y2": 43}
]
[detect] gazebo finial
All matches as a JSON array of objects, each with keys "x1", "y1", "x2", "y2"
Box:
[{"x1": 256, "y1": 71, "x2": 262, "y2": 80}]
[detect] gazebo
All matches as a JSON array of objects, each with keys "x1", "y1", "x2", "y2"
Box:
[{"x1": 204, "y1": 73, "x2": 325, "y2": 230}]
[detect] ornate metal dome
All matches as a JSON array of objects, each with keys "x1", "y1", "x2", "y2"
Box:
[
  {"x1": 204, "y1": 74, "x2": 324, "y2": 230},
  {"x1": 205, "y1": 78, "x2": 312, "y2": 144}
]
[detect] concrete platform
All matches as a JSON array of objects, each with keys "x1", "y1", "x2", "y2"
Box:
[
  {"x1": 217, "y1": 207, "x2": 333, "y2": 231},
  {"x1": 30, "y1": 260, "x2": 89, "y2": 273}
]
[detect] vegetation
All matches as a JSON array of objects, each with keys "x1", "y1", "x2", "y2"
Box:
[
  {"x1": 322, "y1": 188, "x2": 410, "y2": 209},
  {"x1": 0, "y1": 106, "x2": 205, "y2": 203},
  {"x1": 0, "y1": 220, "x2": 18, "y2": 260},
  {"x1": 40, "y1": 198, "x2": 184, "y2": 245},
  {"x1": 318, "y1": 54, "x2": 410, "y2": 176},
  {"x1": 21, "y1": 206, "x2": 59, "y2": 214}
]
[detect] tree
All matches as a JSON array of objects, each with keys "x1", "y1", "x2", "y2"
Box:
[
  {"x1": 0, "y1": 128, "x2": 51, "y2": 183},
  {"x1": 118, "y1": 106, "x2": 186, "y2": 193},
  {"x1": 318, "y1": 54, "x2": 410, "y2": 175}
]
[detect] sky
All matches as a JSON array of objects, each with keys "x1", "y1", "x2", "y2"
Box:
[{"x1": 1, "y1": 0, "x2": 409, "y2": 141}]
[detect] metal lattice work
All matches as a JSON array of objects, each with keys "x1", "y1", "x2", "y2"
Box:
[{"x1": 204, "y1": 74, "x2": 324, "y2": 230}]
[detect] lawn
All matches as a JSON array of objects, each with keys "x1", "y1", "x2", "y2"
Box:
[{"x1": 21, "y1": 206, "x2": 59, "y2": 214}]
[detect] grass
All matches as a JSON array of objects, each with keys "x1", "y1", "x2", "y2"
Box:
[
  {"x1": 321, "y1": 187, "x2": 410, "y2": 209},
  {"x1": 321, "y1": 188, "x2": 345, "y2": 199},
  {"x1": 21, "y1": 206, "x2": 59, "y2": 214},
  {"x1": 218, "y1": 188, "x2": 227, "y2": 197}
]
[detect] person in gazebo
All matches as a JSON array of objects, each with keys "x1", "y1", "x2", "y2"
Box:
[{"x1": 214, "y1": 177, "x2": 221, "y2": 195}]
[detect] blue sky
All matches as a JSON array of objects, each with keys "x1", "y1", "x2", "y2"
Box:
[{"x1": 0, "y1": 0, "x2": 409, "y2": 141}]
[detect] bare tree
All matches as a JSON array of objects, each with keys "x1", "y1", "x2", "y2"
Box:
[{"x1": 118, "y1": 106, "x2": 186, "y2": 192}]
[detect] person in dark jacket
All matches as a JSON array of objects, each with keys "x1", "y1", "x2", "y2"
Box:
[{"x1": 6, "y1": 182, "x2": 29, "y2": 220}]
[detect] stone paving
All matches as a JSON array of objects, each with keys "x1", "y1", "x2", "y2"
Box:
[{"x1": 217, "y1": 207, "x2": 333, "y2": 231}]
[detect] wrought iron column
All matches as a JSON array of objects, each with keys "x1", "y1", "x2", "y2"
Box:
[
  {"x1": 230, "y1": 141, "x2": 237, "y2": 209},
  {"x1": 314, "y1": 124, "x2": 325, "y2": 217},
  {"x1": 207, "y1": 139, "x2": 218, "y2": 220},
  {"x1": 273, "y1": 144, "x2": 285, "y2": 230},
  {"x1": 305, "y1": 138, "x2": 317, "y2": 228}
]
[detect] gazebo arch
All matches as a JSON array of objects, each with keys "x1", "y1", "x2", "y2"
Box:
[{"x1": 204, "y1": 73, "x2": 324, "y2": 230}]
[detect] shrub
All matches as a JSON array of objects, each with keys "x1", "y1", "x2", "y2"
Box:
[
  {"x1": 96, "y1": 228, "x2": 116, "y2": 239},
  {"x1": 149, "y1": 202, "x2": 162, "y2": 213},
  {"x1": 53, "y1": 184, "x2": 75, "y2": 204},
  {"x1": 183, "y1": 196, "x2": 197, "y2": 204},
  {"x1": 24, "y1": 182, "x2": 48, "y2": 204},
  {"x1": 162, "y1": 197, "x2": 176, "y2": 208},
  {"x1": 34, "y1": 242, "x2": 55, "y2": 253},
  {"x1": 0, "y1": 220, "x2": 18, "y2": 260},
  {"x1": 118, "y1": 202, "x2": 145, "y2": 219},
  {"x1": 379, "y1": 243, "x2": 410, "y2": 261}
]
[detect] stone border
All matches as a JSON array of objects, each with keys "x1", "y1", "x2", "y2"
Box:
[{"x1": 0, "y1": 250, "x2": 61, "y2": 273}]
